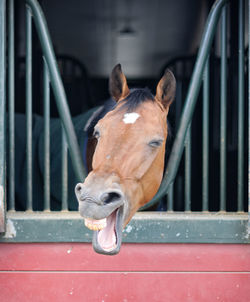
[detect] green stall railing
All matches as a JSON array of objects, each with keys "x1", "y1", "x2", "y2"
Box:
[
  {"x1": 0, "y1": 0, "x2": 249, "y2": 242},
  {"x1": 0, "y1": 0, "x2": 6, "y2": 232},
  {"x1": 143, "y1": 0, "x2": 248, "y2": 214},
  {"x1": 144, "y1": 0, "x2": 229, "y2": 209}
]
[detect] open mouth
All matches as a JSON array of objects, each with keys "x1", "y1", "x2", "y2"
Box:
[{"x1": 84, "y1": 206, "x2": 123, "y2": 255}]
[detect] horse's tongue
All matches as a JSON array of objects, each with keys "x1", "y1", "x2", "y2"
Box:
[{"x1": 97, "y1": 211, "x2": 117, "y2": 252}]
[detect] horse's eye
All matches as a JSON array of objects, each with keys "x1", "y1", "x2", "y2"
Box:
[
  {"x1": 93, "y1": 129, "x2": 100, "y2": 139},
  {"x1": 148, "y1": 139, "x2": 163, "y2": 148}
]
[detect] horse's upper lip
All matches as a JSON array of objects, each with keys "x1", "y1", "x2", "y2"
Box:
[{"x1": 79, "y1": 197, "x2": 124, "y2": 220}]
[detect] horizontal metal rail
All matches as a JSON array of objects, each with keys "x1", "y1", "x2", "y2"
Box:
[{"x1": 0, "y1": 212, "x2": 248, "y2": 243}]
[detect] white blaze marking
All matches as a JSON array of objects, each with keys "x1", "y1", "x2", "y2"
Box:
[{"x1": 122, "y1": 112, "x2": 140, "y2": 124}]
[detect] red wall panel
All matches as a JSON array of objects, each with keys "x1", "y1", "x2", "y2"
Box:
[
  {"x1": 0, "y1": 243, "x2": 249, "y2": 302},
  {"x1": 0, "y1": 272, "x2": 249, "y2": 302},
  {"x1": 0, "y1": 243, "x2": 249, "y2": 272}
]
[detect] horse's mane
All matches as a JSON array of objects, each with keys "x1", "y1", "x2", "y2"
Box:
[
  {"x1": 85, "y1": 98, "x2": 116, "y2": 137},
  {"x1": 119, "y1": 88, "x2": 154, "y2": 112}
]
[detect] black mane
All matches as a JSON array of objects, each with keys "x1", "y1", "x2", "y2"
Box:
[
  {"x1": 119, "y1": 88, "x2": 154, "y2": 112},
  {"x1": 85, "y1": 98, "x2": 116, "y2": 137}
]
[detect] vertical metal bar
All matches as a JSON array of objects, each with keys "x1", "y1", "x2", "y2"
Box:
[
  {"x1": 0, "y1": 0, "x2": 6, "y2": 232},
  {"x1": 43, "y1": 59, "x2": 50, "y2": 211},
  {"x1": 61, "y1": 128, "x2": 68, "y2": 211},
  {"x1": 220, "y1": 7, "x2": 227, "y2": 211},
  {"x1": 167, "y1": 183, "x2": 174, "y2": 211},
  {"x1": 175, "y1": 82, "x2": 183, "y2": 130},
  {"x1": 8, "y1": 0, "x2": 15, "y2": 211},
  {"x1": 26, "y1": 0, "x2": 86, "y2": 182},
  {"x1": 26, "y1": 7, "x2": 32, "y2": 210},
  {"x1": 185, "y1": 125, "x2": 191, "y2": 211},
  {"x1": 248, "y1": 0, "x2": 250, "y2": 229},
  {"x1": 202, "y1": 58, "x2": 209, "y2": 211},
  {"x1": 238, "y1": 0, "x2": 245, "y2": 212}
]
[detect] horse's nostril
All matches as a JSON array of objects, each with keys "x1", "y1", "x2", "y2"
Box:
[
  {"x1": 100, "y1": 192, "x2": 122, "y2": 204},
  {"x1": 75, "y1": 183, "x2": 83, "y2": 196}
]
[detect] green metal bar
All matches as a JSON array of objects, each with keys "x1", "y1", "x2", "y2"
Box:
[
  {"x1": 0, "y1": 0, "x2": 6, "y2": 232},
  {"x1": 141, "y1": 0, "x2": 228, "y2": 210},
  {"x1": 202, "y1": 59, "x2": 209, "y2": 211},
  {"x1": 220, "y1": 7, "x2": 227, "y2": 211},
  {"x1": 167, "y1": 183, "x2": 173, "y2": 211},
  {"x1": 26, "y1": 7, "x2": 32, "y2": 211},
  {"x1": 237, "y1": 0, "x2": 244, "y2": 212},
  {"x1": 248, "y1": 0, "x2": 250, "y2": 230},
  {"x1": 0, "y1": 212, "x2": 249, "y2": 244},
  {"x1": 61, "y1": 129, "x2": 68, "y2": 211},
  {"x1": 25, "y1": 0, "x2": 86, "y2": 182},
  {"x1": 43, "y1": 59, "x2": 50, "y2": 211},
  {"x1": 185, "y1": 126, "x2": 191, "y2": 211},
  {"x1": 8, "y1": 0, "x2": 15, "y2": 211},
  {"x1": 175, "y1": 82, "x2": 183, "y2": 129}
]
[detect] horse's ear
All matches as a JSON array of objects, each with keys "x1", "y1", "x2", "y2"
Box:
[
  {"x1": 109, "y1": 64, "x2": 130, "y2": 102},
  {"x1": 156, "y1": 69, "x2": 176, "y2": 110}
]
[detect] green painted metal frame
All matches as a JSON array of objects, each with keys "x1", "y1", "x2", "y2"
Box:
[
  {"x1": 220, "y1": 6, "x2": 227, "y2": 211},
  {"x1": 0, "y1": 0, "x2": 6, "y2": 232},
  {"x1": 0, "y1": 0, "x2": 249, "y2": 243},
  {"x1": 8, "y1": 0, "x2": 14, "y2": 211},
  {"x1": 43, "y1": 59, "x2": 50, "y2": 211},
  {"x1": 26, "y1": 7, "x2": 33, "y2": 210},
  {"x1": 0, "y1": 212, "x2": 248, "y2": 244},
  {"x1": 248, "y1": 0, "x2": 250, "y2": 232},
  {"x1": 238, "y1": 0, "x2": 245, "y2": 212},
  {"x1": 202, "y1": 59, "x2": 209, "y2": 211}
]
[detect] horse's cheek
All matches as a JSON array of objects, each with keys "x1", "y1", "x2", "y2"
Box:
[
  {"x1": 91, "y1": 145, "x2": 105, "y2": 170},
  {"x1": 140, "y1": 152, "x2": 165, "y2": 200},
  {"x1": 133, "y1": 149, "x2": 159, "y2": 180}
]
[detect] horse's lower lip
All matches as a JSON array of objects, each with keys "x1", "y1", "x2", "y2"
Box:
[{"x1": 92, "y1": 205, "x2": 124, "y2": 255}]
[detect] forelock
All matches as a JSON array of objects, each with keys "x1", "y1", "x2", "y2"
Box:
[{"x1": 119, "y1": 88, "x2": 154, "y2": 112}]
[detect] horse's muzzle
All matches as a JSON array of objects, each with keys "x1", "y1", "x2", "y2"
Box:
[
  {"x1": 75, "y1": 180, "x2": 126, "y2": 255},
  {"x1": 75, "y1": 182, "x2": 124, "y2": 220}
]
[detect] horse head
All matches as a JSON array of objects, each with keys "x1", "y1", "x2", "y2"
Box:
[{"x1": 75, "y1": 64, "x2": 176, "y2": 255}]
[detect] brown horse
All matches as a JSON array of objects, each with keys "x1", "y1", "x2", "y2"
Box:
[{"x1": 75, "y1": 64, "x2": 176, "y2": 255}]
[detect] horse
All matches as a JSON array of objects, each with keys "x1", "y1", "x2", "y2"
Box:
[{"x1": 75, "y1": 64, "x2": 176, "y2": 255}]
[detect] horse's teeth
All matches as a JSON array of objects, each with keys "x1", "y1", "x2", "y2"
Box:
[{"x1": 84, "y1": 218, "x2": 107, "y2": 231}]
